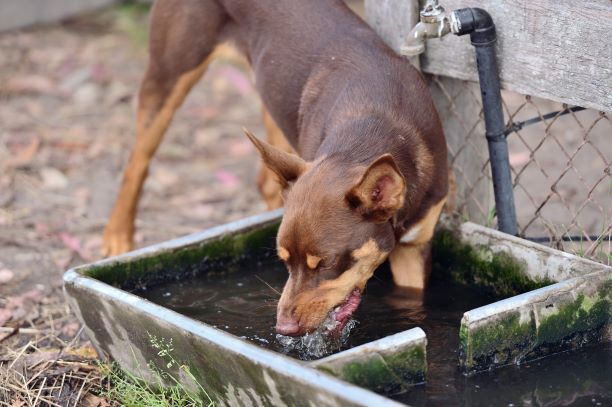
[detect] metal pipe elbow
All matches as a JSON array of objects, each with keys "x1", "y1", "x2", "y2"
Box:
[{"x1": 400, "y1": 22, "x2": 428, "y2": 56}]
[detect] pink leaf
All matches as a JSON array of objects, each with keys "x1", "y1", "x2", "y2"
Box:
[
  {"x1": 59, "y1": 233, "x2": 92, "y2": 261},
  {"x1": 0, "y1": 268, "x2": 14, "y2": 284},
  {"x1": 215, "y1": 170, "x2": 239, "y2": 188},
  {"x1": 217, "y1": 66, "x2": 253, "y2": 97}
]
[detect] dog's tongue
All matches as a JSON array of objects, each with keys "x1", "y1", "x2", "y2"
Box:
[{"x1": 335, "y1": 289, "x2": 361, "y2": 322}]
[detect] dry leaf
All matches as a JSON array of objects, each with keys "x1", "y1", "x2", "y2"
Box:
[
  {"x1": 5, "y1": 75, "x2": 56, "y2": 95},
  {"x1": 65, "y1": 343, "x2": 99, "y2": 360},
  {"x1": 0, "y1": 288, "x2": 44, "y2": 326},
  {"x1": 82, "y1": 394, "x2": 112, "y2": 407},
  {"x1": 11, "y1": 398, "x2": 26, "y2": 407},
  {"x1": 0, "y1": 268, "x2": 14, "y2": 284},
  {"x1": 40, "y1": 167, "x2": 69, "y2": 190},
  {"x1": 61, "y1": 321, "x2": 80, "y2": 338},
  {"x1": 8, "y1": 137, "x2": 40, "y2": 168},
  {"x1": 215, "y1": 169, "x2": 238, "y2": 188},
  {"x1": 59, "y1": 233, "x2": 93, "y2": 261}
]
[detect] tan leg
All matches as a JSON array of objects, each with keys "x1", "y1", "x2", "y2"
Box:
[
  {"x1": 103, "y1": 0, "x2": 225, "y2": 256},
  {"x1": 389, "y1": 197, "x2": 447, "y2": 289},
  {"x1": 256, "y1": 108, "x2": 296, "y2": 209},
  {"x1": 102, "y1": 59, "x2": 213, "y2": 256},
  {"x1": 388, "y1": 243, "x2": 431, "y2": 289}
]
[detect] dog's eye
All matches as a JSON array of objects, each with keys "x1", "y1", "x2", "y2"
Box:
[
  {"x1": 277, "y1": 246, "x2": 290, "y2": 262},
  {"x1": 306, "y1": 254, "x2": 321, "y2": 270}
]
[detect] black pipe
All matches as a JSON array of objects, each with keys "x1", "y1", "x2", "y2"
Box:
[{"x1": 452, "y1": 8, "x2": 518, "y2": 236}]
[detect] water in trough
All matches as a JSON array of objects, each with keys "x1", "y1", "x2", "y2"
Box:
[{"x1": 137, "y1": 261, "x2": 611, "y2": 406}]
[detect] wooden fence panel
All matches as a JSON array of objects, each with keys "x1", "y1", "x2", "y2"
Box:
[{"x1": 365, "y1": 0, "x2": 612, "y2": 112}]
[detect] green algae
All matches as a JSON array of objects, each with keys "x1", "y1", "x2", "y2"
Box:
[
  {"x1": 460, "y1": 312, "x2": 536, "y2": 370},
  {"x1": 383, "y1": 346, "x2": 426, "y2": 383},
  {"x1": 339, "y1": 354, "x2": 405, "y2": 394},
  {"x1": 459, "y1": 324, "x2": 468, "y2": 351},
  {"x1": 84, "y1": 222, "x2": 279, "y2": 288},
  {"x1": 461, "y1": 287, "x2": 611, "y2": 373},
  {"x1": 316, "y1": 346, "x2": 426, "y2": 395},
  {"x1": 432, "y1": 228, "x2": 553, "y2": 298},
  {"x1": 536, "y1": 293, "x2": 610, "y2": 346}
]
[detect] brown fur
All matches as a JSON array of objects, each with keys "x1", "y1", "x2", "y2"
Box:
[{"x1": 103, "y1": 0, "x2": 448, "y2": 335}]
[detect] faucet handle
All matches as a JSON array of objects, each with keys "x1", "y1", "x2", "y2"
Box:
[{"x1": 400, "y1": 0, "x2": 451, "y2": 57}]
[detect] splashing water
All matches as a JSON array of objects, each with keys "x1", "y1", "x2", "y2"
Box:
[{"x1": 275, "y1": 311, "x2": 359, "y2": 360}]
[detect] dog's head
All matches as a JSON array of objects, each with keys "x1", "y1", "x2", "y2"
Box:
[{"x1": 245, "y1": 130, "x2": 406, "y2": 336}]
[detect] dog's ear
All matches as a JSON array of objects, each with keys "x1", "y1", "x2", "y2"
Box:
[
  {"x1": 244, "y1": 128, "x2": 307, "y2": 187},
  {"x1": 346, "y1": 154, "x2": 406, "y2": 222}
]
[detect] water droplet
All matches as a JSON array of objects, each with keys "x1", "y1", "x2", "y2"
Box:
[{"x1": 275, "y1": 316, "x2": 359, "y2": 360}]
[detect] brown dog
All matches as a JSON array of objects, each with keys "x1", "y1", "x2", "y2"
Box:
[{"x1": 103, "y1": 0, "x2": 448, "y2": 336}]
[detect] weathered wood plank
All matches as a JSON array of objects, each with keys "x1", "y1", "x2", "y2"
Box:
[
  {"x1": 365, "y1": 0, "x2": 612, "y2": 112},
  {"x1": 364, "y1": 0, "x2": 419, "y2": 67},
  {"x1": 0, "y1": 0, "x2": 116, "y2": 32}
]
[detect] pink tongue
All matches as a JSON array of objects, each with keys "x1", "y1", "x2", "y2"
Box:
[{"x1": 335, "y1": 289, "x2": 361, "y2": 322}]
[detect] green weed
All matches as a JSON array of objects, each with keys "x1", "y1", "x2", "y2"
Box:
[{"x1": 99, "y1": 333, "x2": 214, "y2": 407}]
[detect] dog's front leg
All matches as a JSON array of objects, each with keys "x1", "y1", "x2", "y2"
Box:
[
  {"x1": 388, "y1": 242, "x2": 432, "y2": 290},
  {"x1": 389, "y1": 196, "x2": 447, "y2": 289}
]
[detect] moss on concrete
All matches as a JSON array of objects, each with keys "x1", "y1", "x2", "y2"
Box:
[
  {"x1": 432, "y1": 228, "x2": 553, "y2": 298},
  {"x1": 85, "y1": 222, "x2": 279, "y2": 288},
  {"x1": 460, "y1": 312, "x2": 536, "y2": 371},
  {"x1": 459, "y1": 324, "x2": 469, "y2": 356},
  {"x1": 338, "y1": 354, "x2": 405, "y2": 394},
  {"x1": 316, "y1": 345, "x2": 426, "y2": 395},
  {"x1": 461, "y1": 287, "x2": 611, "y2": 373},
  {"x1": 382, "y1": 346, "x2": 426, "y2": 383},
  {"x1": 536, "y1": 293, "x2": 610, "y2": 346}
]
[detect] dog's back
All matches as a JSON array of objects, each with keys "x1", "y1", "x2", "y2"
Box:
[
  {"x1": 220, "y1": 0, "x2": 446, "y2": 190},
  {"x1": 219, "y1": 0, "x2": 392, "y2": 144}
]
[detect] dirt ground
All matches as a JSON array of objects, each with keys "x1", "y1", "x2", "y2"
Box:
[{"x1": 0, "y1": 6, "x2": 265, "y2": 404}]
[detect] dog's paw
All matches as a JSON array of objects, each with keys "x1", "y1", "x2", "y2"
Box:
[{"x1": 102, "y1": 229, "x2": 134, "y2": 257}]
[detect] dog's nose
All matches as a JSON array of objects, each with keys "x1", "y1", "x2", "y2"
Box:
[{"x1": 275, "y1": 318, "x2": 300, "y2": 336}]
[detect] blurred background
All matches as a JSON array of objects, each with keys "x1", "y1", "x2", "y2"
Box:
[
  {"x1": 0, "y1": 1, "x2": 269, "y2": 297},
  {"x1": 0, "y1": 0, "x2": 609, "y2": 404}
]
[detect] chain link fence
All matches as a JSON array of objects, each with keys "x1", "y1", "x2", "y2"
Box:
[{"x1": 428, "y1": 74, "x2": 611, "y2": 265}]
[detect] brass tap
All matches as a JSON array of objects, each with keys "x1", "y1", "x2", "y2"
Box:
[{"x1": 400, "y1": 0, "x2": 454, "y2": 56}]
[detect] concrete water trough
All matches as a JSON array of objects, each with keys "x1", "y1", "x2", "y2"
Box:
[{"x1": 63, "y1": 209, "x2": 611, "y2": 406}]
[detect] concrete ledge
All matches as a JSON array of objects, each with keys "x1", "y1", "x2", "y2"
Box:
[
  {"x1": 459, "y1": 222, "x2": 610, "y2": 282},
  {"x1": 311, "y1": 328, "x2": 427, "y2": 395},
  {"x1": 460, "y1": 270, "x2": 611, "y2": 373},
  {"x1": 433, "y1": 219, "x2": 610, "y2": 298}
]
